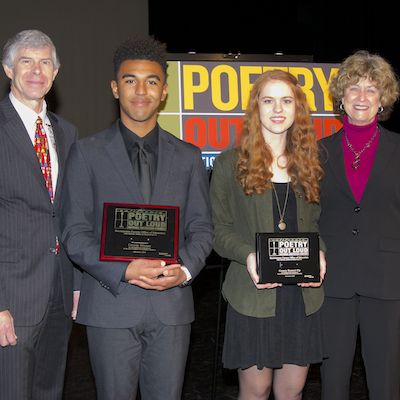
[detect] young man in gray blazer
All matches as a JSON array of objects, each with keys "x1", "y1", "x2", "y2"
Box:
[
  {"x1": 60, "y1": 36, "x2": 213, "y2": 400},
  {"x1": 0, "y1": 30, "x2": 78, "y2": 399}
]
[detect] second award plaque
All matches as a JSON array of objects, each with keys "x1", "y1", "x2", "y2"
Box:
[
  {"x1": 256, "y1": 232, "x2": 320, "y2": 284},
  {"x1": 100, "y1": 203, "x2": 179, "y2": 263}
]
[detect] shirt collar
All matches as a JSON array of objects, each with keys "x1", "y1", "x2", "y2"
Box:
[
  {"x1": 9, "y1": 92, "x2": 48, "y2": 128},
  {"x1": 119, "y1": 120, "x2": 159, "y2": 153}
]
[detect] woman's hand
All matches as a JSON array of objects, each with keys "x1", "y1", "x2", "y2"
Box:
[
  {"x1": 246, "y1": 253, "x2": 282, "y2": 289},
  {"x1": 298, "y1": 250, "x2": 326, "y2": 288}
]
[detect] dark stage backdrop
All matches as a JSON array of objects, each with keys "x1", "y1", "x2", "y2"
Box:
[{"x1": 0, "y1": 0, "x2": 148, "y2": 137}]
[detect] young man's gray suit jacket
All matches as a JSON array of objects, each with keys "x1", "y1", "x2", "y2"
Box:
[{"x1": 60, "y1": 122, "x2": 214, "y2": 328}]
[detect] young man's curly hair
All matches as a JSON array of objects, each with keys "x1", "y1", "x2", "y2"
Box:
[{"x1": 113, "y1": 36, "x2": 168, "y2": 77}]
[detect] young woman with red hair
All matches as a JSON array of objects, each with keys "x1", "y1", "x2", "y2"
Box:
[{"x1": 210, "y1": 69, "x2": 326, "y2": 400}]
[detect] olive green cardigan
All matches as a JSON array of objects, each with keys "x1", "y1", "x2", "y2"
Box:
[{"x1": 210, "y1": 149, "x2": 324, "y2": 318}]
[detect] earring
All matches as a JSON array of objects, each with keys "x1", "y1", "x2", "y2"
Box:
[
  {"x1": 339, "y1": 102, "x2": 345, "y2": 112},
  {"x1": 378, "y1": 106, "x2": 384, "y2": 114}
]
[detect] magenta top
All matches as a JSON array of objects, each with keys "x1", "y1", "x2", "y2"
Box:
[{"x1": 341, "y1": 115, "x2": 380, "y2": 204}]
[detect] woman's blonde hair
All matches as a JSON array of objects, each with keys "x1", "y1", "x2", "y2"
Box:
[{"x1": 330, "y1": 50, "x2": 400, "y2": 121}]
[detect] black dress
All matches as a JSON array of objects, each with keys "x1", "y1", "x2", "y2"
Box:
[{"x1": 222, "y1": 183, "x2": 323, "y2": 369}]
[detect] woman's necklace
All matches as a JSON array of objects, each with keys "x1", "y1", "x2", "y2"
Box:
[
  {"x1": 344, "y1": 127, "x2": 379, "y2": 170},
  {"x1": 271, "y1": 182, "x2": 290, "y2": 231}
]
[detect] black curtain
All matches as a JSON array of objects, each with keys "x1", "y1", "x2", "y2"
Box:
[{"x1": 0, "y1": 0, "x2": 148, "y2": 137}]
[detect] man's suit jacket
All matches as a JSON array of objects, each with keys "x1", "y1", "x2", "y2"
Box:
[
  {"x1": 319, "y1": 125, "x2": 400, "y2": 300},
  {"x1": 0, "y1": 96, "x2": 78, "y2": 325},
  {"x1": 60, "y1": 122, "x2": 214, "y2": 328}
]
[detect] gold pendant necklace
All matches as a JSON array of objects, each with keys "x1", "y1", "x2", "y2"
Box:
[{"x1": 271, "y1": 182, "x2": 290, "y2": 231}]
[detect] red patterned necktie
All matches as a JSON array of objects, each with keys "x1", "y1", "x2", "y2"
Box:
[{"x1": 34, "y1": 116, "x2": 54, "y2": 201}]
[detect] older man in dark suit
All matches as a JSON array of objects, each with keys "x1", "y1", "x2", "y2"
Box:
[
  {"x1": 60, "y1": 36, "x2": 213, "y2": 400},
  {"x1": 0, "y1": 30, "x2": 78, "y2": 399}
]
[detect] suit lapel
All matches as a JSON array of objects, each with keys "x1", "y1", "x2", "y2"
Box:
[
  {"x1": 0, "y1": 98, "x2": 50, "y2": 197},
  {"x1": 362, "y1": 126, "x2": 398, "y2": 200},
  {"x1": 48, "y1": 113, "x2": 66, "y2": 205},
  {"x1": 151, "y1": 128, "x2": 174, "y2": 203},
  {"x1": 324, "y1": 129, "x2": 354, "y2": 201},
  {"x1": 104, "y1": 123, "x2": 141, "y2": 201}
]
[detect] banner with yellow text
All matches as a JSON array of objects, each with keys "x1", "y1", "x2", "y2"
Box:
[{"x1": 159, "y1": 60, "x2": 340, "y2": 169}]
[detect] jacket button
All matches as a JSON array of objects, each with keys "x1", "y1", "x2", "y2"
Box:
[
  {"x1": 352, "y1": 228, "x2": 359, "y2": 235},
  {"x1": 354, "y1": 206, "x2": 361, "y2": 213}
]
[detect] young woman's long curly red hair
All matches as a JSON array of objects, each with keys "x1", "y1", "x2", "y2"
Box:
[{"x1": 236, "y1": 69, "x2": 323, "y2": 203}]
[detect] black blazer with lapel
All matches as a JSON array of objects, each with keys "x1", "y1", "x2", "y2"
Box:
[
  {"x1": 319, "y1": 125, "x2": 400, "y2": 300},
  {"x1": 0, "y1": 96, "x2": 78, "y2": 325},
  {"x1": 60, "y1": 122, "x2": 214, "y2": 328}
]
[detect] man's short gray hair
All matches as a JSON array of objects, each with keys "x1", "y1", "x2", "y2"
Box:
[{"x1": 2, "y1": 29, "x2": 60, "y2": 69}]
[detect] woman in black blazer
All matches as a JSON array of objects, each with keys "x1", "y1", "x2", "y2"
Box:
[{"x1": 319, "y1": 50, "x2": 400, "y2": 400}]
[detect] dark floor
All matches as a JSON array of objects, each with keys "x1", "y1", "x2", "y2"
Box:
[{"x1": 63, "y1": 262, "x2": 369, "y2": 400}]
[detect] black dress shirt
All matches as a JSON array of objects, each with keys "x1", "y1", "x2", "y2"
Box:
[{"x1": 119, "y1": 120, "x2": 159, "y2": 191}]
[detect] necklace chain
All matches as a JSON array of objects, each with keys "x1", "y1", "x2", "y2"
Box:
[
  {"x1": 344, "y1": 127, "x2": 379, "y2": 170},
  {"x1": 271, "y1": 182, "x2": 290, "y2": 231}
]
